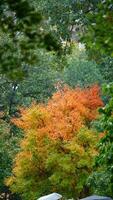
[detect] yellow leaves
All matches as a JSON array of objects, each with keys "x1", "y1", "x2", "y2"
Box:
[
  {"x1": 66, "y1": 140, "x2": 84, "y2": 156},
  {"x1": 12, "y1": 104, "x2": 50, "y2": 132},
  {"x1": 65, "y1": 127, "x2": 98, "y2": 157},
  {"x1": 5, "y1": 177, "x2": 14, "y2": 187},
  {"x1": 77, "y1": 128, "x2": 98, "y2": 146}
]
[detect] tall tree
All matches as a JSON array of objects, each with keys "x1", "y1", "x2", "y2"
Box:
[{"x1": 6, "y1": 85, "x2": 103, "y2": 200}]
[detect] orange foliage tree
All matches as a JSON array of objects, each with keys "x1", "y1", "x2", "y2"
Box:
[{"x1": 6, "y1": 85, "x2": 103, "y2": 200}]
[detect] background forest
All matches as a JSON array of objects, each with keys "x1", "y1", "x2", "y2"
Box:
[{"x1": 0, "y1": 0, "x2": 113, "y2": 200}]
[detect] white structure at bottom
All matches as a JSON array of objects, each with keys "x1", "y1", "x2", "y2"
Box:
[{"x1": 38, "y1": 193, "x2": 62, "y2": 200}]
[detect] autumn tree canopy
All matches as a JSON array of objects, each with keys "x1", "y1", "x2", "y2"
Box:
[{"x1": 6, "y1": 85, "x2": 103, "y2": 200}]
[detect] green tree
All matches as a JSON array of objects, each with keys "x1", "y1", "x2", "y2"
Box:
[
  {"x1": 36, "y1": 0, "x2": 113, "y2": 58},
  {"x1": 63, "y1": 45, "x2": 104, "y2": 88},
  {"x1": 82, "y1": 0, "x2": 113, "y2": 57},
  {"x1": 0, "y1": 119, "x2": 22, "y2": 193},
  {"x1": 98, "y1": 56, "x2": 113, "y2": 83},
  {"x1": 87, "y1": 84, "x2": 113, "y2": 197},
  {"x1": 18, "y1": 50, "x2": 60, "y2": 104},
  {"x1": 0, "y1": 0, "x2": 60, "y2": 79},
  {"x1": 37, "y1": 0, "x2": 99, "y2": 41},
  {"x1": 0, "y1": 49, "x2": 60, "y2": 118}
]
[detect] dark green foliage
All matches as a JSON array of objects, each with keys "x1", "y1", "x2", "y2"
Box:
[
  {"x1": 18, "y1": 51, "x2": 59, "y2": 104},
  {"x1": 32, "y1": 0, "x2": 113, "y2": 58},
  {"x1": 82, "y1": 0, "x2": 113, "y2": 57},
  {"x1": 0, "y1": 120, "x2": 11, "y2": 191},
  {"x1": 88, "y1": 83, "x2": 113, "y2": 197},
  {"x1": 0, "y1": 50, "x2": 59, "y2": 117},
  {"x1": 37, "y1": 0, "x2": 99, "y2": 42},
  {"x1": 0, "y1": 119, "x2": 22, "y2": 192},
  {"x1": 0, "y1": 0, "x2": 60, "y2": 79},
  {"x1": 99, "y1": 56, "x2": 113, "y2": 83},
  {"x1": 62, "y1": 46, "x2": 104, "y2": 88},
  {"x1": 37, "y1": 0, "x2": 113, "y2": 59}
]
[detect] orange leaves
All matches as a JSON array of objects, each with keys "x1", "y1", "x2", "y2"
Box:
[
  {"x1": 99, "y1": 132, "x2": 106, "y2": 139},
  {"x1": 46, "y1": 85, "x2": 103, "y2": 140},
  {"x1": 11, "y1": 85, "x2": 103, "y2": 141}
]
